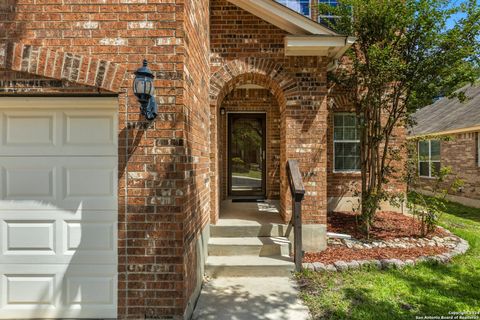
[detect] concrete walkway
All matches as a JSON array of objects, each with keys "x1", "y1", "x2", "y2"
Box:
[{"x1": 192, "y1": 277, "x2": 311, "y2": 320}]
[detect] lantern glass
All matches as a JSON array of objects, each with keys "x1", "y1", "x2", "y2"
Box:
[
  {"x1": 145, "y1": 79, "x2": 153, "y2": 95},
  {"x1": 134, "y1": 76, "x2": 145, "y2": 95},
  {"x1": 134, "y1": 76, "x2": 154, "y2": 96}
]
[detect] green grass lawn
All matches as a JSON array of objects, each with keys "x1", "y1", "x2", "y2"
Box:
[{"x1": 298, "y1": 194, "x2": 480, "y2": 320}]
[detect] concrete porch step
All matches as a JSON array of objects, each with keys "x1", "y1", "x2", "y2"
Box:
[
  {"x1": 208, "y1": 237, "x2": 291, "y2": 256},
  {"x1": 205, "y1": 255, "x2": 295, "y2": 277},
  {"x1": 210, "y1": 223, "x2": 290, "y2": 238}
]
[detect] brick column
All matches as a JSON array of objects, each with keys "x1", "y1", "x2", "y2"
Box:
[{"x1": 281, "y1": 57, "x2": 329, "y2": 252}]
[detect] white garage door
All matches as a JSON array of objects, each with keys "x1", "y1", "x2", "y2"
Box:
[{"x1": 0, "y1": 97, "x2": 118, "y2": 319}]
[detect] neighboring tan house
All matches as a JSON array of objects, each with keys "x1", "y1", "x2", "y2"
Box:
[
  {"x1": 0, "y1": 0, "x2": 405, "y2": 319},
  {"x1": 409, "y1": 84, "x2": 480, "y2": 208}
]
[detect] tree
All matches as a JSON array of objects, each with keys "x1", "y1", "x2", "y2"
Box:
[{"x1": 320, "y1": 0, "x2": 480, "y2": 237}]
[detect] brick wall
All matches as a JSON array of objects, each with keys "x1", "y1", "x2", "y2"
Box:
[
  {"x1": 416, "y1": 132, "x2": 480, "y2": 201},
  {"x1": 0, "y1": 0, "x2": 210, "y2": 318},
  {"x1": 218, "y1": 88, "x2": 281, "y2": 200}
]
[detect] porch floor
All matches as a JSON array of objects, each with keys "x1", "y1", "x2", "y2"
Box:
[{"x1": 218, "y1": 200, "x2": 285, "y2": 226}]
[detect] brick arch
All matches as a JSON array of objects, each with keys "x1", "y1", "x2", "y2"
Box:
[
  {"x1": 0, "y1": 42, "x2": 126, "y2": 93},
  {"x1": 328, "y1": 90, "x2": 355, "y2": 112},
  {"x1": 210, "y1": 57, "x2": 298, "y2": 110}
]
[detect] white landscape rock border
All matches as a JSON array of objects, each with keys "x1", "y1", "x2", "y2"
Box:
[{"x1": 303, "y1": 227, "x2": 469, "y2": 272}]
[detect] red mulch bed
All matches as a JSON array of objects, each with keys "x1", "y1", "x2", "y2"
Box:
[
  {"x1": 327, "y1": 211, "x2": 447, "y2": 240},
  {"x1": 304, "y1": 211, "x2": 451, "y2": 264},
  {"x1": 304, "y1": 246, "x2": 448, "y2": 264}
]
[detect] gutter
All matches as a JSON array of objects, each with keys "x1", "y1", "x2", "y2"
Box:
[
  {"x1": 407, "y1": 125, "x2": 480, "y2": 139},
  {"x1": 284, "y1": 35, "x2": 356, "y2": 59}
]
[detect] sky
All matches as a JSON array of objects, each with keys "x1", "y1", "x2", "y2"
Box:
[{"x1": 445, "y1": 0, "x2": 468, "y2": 29}]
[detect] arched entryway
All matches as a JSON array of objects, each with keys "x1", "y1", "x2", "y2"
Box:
[{"x1": 209, "y1": 58, "x2": 298, "y2": 225}]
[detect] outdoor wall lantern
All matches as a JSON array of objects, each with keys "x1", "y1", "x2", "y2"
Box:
[
  {"x1": 133, "y1": 59, "x2": 158, "y2": 120},
  {"x1": 220, "y1": 107, "x2": 226, "y2": 115}
]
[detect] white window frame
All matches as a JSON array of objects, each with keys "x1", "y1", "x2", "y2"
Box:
[
  {"x1": 418, "y1": 139, "x2": 441, "y2": 178},
  {"x1": 276, "y1": 0, "x2": 312, "y2": 18},
  {"x1": 333, "y1": 112, "x2": 361, "y2": 173}
]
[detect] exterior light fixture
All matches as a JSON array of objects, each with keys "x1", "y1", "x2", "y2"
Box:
[
  {"x1": 133, "y1": 59, "x2": 158, "y2": 120},
  {"x1": 220, "y1": 107, "x2": 226, "y2": 115}
]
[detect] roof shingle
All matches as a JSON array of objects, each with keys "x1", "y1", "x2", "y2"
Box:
[{"x1": 409, "y1": 84, "x2": 480, "y2": 136}]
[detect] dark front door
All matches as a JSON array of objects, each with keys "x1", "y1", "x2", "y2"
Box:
[{"x1": 228, "y1": 113, "x2": 266, "y2": 197}]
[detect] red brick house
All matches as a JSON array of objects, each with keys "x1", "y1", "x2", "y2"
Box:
[
  {"x1": 409, "y1": 83, "x2": 480, "y2": 208},
  {"x1": 0, "y1": 0, "x2": 405, "y2": 319}
]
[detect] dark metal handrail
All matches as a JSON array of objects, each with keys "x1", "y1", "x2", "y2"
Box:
[{"x1": 287, "y1": 160, "x2": 305, "y2": 272}]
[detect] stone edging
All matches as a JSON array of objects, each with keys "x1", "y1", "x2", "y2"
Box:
[{"x1": 303, "y1": 227, "x2": 469, "y2": 272}]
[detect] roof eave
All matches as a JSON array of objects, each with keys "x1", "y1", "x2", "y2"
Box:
[
  {"x1": 407, "y1": 125, "x2": 480, "y2": 139},
  {"x1": 227, "y1": 0, "x2": 339, "y2": 35}
]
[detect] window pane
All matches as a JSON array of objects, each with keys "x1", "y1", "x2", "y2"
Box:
[
  {"x1": 344, "y1": 127, "x2": 356, "y2": 140},
  {"x1": 335, "y1": 142, "x2": 344, "y2": 156},
  {"x1": 432, "y1": 161, "x2": 441, "y2": 176},
  {"x1": 334, "y1": 128, "x2": 343, "y2": 140},
  {"x1": 334, "y1": 114, "x2": 343, "y2": 127},
  {"x1": 344, "y1": 115, "x2": 356, "y2": 127},
  {"x1": 419, "y1": 141, "x2": 429, "y2": 160},
  {"x1": 419, "y1": 162, "x2": 430, "y2": 177},
  {"x1": 334, "y1": 114, "x2": 360, "y2": 142},
  {"x1": 275, "y1": 0, "x2": 310, "y2": 16},
  {"x1": 344, "y1": 157, "x2": 358, "y2": 170},
  {"x1": 431, "y1": 140, "x2": 440, "y2": 160},
  {"x1": 355, "y1": 156, "x2": 360, "y2": 169},
  {"x1": 343, "y1": 142, "x2": 360, "y2": 157},
  {"x1": 355, "y1": 126, "x2": 361, "y2": 140},
  {"x1": 335, "y1": 142, "x2": 360, "y2": 171},
  {"x1": 335, "y1": 156, "x2": 344, "y2": 171}
]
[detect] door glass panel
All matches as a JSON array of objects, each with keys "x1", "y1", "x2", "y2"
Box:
[{"x1": 230, "y1": 117, "x2": 264, "y2": 193}]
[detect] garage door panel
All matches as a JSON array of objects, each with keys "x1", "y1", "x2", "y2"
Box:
[
  {"x1": 5, "y1": 221, "x2": 55, "y2": 252},
  {"x1": 62, "y1": 158, "x2": 117, "y2": 210},
  {"x1": 0, "y1": 157, "x2": 117, "y2": 210},
  {"x1": 65, "y1": 221, "x2": 114, "y2": 252},
  {"x1": 64, "y1": 111, "x2": 115, "y2": 146},
  {"x1": 0, "y1": 212, "x2": 116, "y2": 264},
  {"x1": 5, "y1": 274, "x2": 55, "y2": 305},
  {"x1": 0, "y1": 264, "x2": 117, "y2": 319},
  {"x1": 66, "y1": 276, "x2": 114, "y2": 305},
  {"x1": 3, "y1": 112, "x2": 56, "y2": 146},
  {"x1": 0, "y1": 108, "x2": 117, "y2": 156},
  {"x1": 3, "y1": 166, "x2": 56, "y2": 200},
  {"x1": 65, "y1": 167, "x2": 114, "y2": 198}
]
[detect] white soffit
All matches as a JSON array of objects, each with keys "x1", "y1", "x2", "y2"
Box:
[
  {"x1": 285, "y1": 35, "x2": 356, "y2": 57},
  {"x1": 227, "y1": 0, "x2": 338, "y2": 35},
  {"x1": 227, "y1": 0, "x2": 356, "y2": 57}
]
